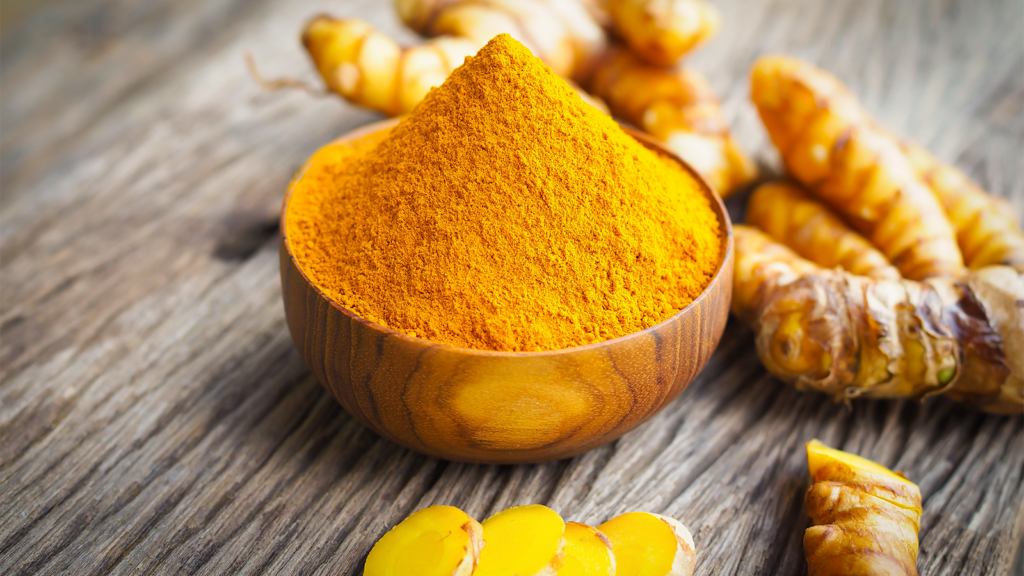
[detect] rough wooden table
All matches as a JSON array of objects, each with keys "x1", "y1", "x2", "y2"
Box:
[{"x1": 2, "y1": 0, "x2": 1022, "y2": 574}]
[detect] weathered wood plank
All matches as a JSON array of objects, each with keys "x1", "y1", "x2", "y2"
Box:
[{"x1": 1, "y1": 0, "x2": 1021, "y2": 574}]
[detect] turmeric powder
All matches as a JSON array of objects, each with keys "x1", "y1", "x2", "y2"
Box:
[{"x1": 286, "y1": 34, "x2": 722, "y2": 352}]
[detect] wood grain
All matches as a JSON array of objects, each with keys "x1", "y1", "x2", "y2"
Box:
[
  {"x1": 1, "y1": 0, "x2": 1021, "y2": 574},
  {"x1": 280, "y1": 120, "x2": 733, "y2": 464}
]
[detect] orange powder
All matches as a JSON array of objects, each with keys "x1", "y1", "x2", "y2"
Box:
[{"x1": 285, "y1": 34, "x2": 722, "y2": 352}]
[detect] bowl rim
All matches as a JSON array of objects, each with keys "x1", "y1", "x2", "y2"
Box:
[{"x1": 280, "y1": 117, "x2": 734, "y2": 358}]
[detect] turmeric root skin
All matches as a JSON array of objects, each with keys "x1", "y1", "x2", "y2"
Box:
[
  {"x1": 804, "y1": 440, "x2": 922, "y2": 576},
  {"x1": 751, "y1": 56, "x2": 964, "y2": 280},
  {"x1": 732, "y1": 225, "x2": 1024, "y2": 413},
  {"x1": 605, "y1": 0, "x2": 721, "y2": 66},
  {"x1": 395, "y1": 0, "x2": 608, "y2": 80},
  {"x1": 900, "y1": 140, "x2": 1024, "y2": 270},
  {"x1": 746, "y1": 182, "x2": 900, "y2": 279},
  {"x1": 302, "y1": 16, "x2": 477, "y2": 116},
  {"x1": 589, "y1": 46, "x2": 756, "y2": 196}
]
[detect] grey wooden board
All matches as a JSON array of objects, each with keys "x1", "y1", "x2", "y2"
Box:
[{"x1": 1, "y1": 0, "x2": 1022, "y2": 574}]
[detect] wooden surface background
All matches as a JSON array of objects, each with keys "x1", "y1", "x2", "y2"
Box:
[{"x1": 1, "y1": 0, "x2": 1021, "y2": 574}]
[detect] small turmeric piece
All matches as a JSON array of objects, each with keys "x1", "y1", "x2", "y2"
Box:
[
  {"x1": 750, "y1": 56, "x2": 964, "y2": 280},
  {"x1": 588, "y1": 46, "x2": 756, "y2": 196},
  {"x1": 899, "y1": 140, "x2": 1024, "y2": 270},
  {"x1": 556, "y1": 522, "x2": 616, "y2": 576},
  {"x1": 476, "y1": 504, "x2": 566, "y2": 576},
  {"x1": 598, "y1": 512, "x2": 696, "y2": 576},
  {"x1": 732, "y1": 225, "x2": 1024, "y2": 413},
  {"x1": 804, "y1": 440, "x2": 922, "y2": 576},
  {"x1": 302, "y1": 16, "x2": 478, "y2": 116},
  {"x1": 605, "y1": 0, "x2": 721, "y2": 66},
  {"x1": 364, "y1": 505, "x2": 484, "y2": 576},
  {"x1": 746, "y1": 182, "x2": 900, "y2": 279}
]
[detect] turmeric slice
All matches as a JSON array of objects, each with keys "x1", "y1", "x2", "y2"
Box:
[
  {"x1": 605, "y1": 0, "x2": 719, "y2": 66},
  {"x1": 750, "y1": 56, "x2": 963, "y2": 280},
  {"x1": 476, "y1": 504, "x2": 566, "y2": 576},
  {"x1": 732, "y1": 225, "x2": 1024, "y2": 413},
  {"x1": 899, "y1": 140, "x2": 1024, "y2": 270},
  {"x1": 803, "y1": 440, "x2": 922, "y2": 576},
  {"x1": 598, "y1": 512, "x2": 695, "y2": 576},
  {"x1": 364, "y1": 505, "x2": 484, "y2": 576},
  {"x1": 301, "y1": 16, "x2": 478, "y2": 116},
  {"x1": 746, "y1": 182, "x2": 900, "y2": 279},
  {"x1": 588, "y1": 46, "x2": 756, "y2": 196},
  {"x1": 556, "y1": 522, "x2": 616, "y2": 576}
]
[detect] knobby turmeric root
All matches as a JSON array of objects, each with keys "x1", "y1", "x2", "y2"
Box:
[
  {"x1": 599, "y1": 512, "x2": 696, "y2": 576},
  {"x1": 899, "y1": 141, "x2": 1024, "y2": 269},
  {"x1": 588, "y1": 46, "x2": 757, "y2": 196},
  {"x1": 476, "y1": 504, "x2": 566, "y2": 576},
  {"x1": 746, "y1": 182, "x2": 900, "y2": 279},
  {"x1": 364, "y1": 505, "x2": 484, "y2": 576},
  {"x1": 302, "y1": 16, "x2": 478, "y2": 116},
  {"x1": 605, "y1": 0, "x2": 720, "y2": 66},
  {"x1": 395, "y1": 0, "x2": 608, "y2": 80},
  {"x1": 300, "y1": 3, "x2": 753, "y2": 198},
  {"x1": 732, "y1": 225, "x2": 1024, "y2": 413},
  {"x1": 804, "y1": 440, "x2": 922, "y2": 576},
  {"x1": 302, "y1": 16, "x2": 609, "y2": 116},
  {"x1": 751, "y1": 56, "x2": 964, "y2": 280},
  {"x1": 556, "y1": 522, "x2": 615, "y2": 576}
]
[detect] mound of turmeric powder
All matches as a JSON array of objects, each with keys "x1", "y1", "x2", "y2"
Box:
[{"x1": 286, "y1": 34, "x2": 721, "y2": 352}]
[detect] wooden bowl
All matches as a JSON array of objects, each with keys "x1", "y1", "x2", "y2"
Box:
[{"x1": 280, "y1": 118, "x2": 733, "y2": 464}]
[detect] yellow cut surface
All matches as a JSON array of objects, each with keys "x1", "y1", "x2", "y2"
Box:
[
  {"x1": 364, "y1": 505, "x2": 475, "y2": 576},
  {"x1": 806, "y1": 439, "x2": 905, "y2": 482},
  {"x1": 476, "y1": 504, "x2": 565, "y2": 576},
  {"x1": 557, "y1": 522, "x2": 615, "y2": 576},
  {"x1": 599, "y1": 512, "x2": 677, "y2": 576}
]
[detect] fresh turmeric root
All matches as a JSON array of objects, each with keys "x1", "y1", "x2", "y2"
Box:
[
  {"x1": 301, "y1": 2, "x2": 753, "y2": 197},
  {"x1": 732, "y1": 225, "x2": 1024, "y2": 413},
  {"x1": 599, "y1": 512, "x2": 696, "y2": 576},
  {"x1": 804, "y1": 440, "x2": 922, "y2": 576},
  {"x1": 604, "y1": 0, "x2": 721, "y2": 66},
  {"x1": 394, "y1": 0, "x2": 608, "y2": 80},
  {"x1": 588, "y1": 46, "x2": 757, "y2": 195},
  {"x1": 302, "y1": 16, "x2": 478, "y2": 116},
  {"x1": 476, "y1": 504, "x2": 566, "y2": 576},
  {"x1": 364, "y1": 505, "x2": 484, "y2": 576},
  {"x1": 746, "y1": 182, "x2": 900, "y2": 279},
  {"x1": 751, "y1": 56, "x2": 964, "y2": 280},
  {"x1": 556, "y1": 522, "x2": 616, "y2": 576},
  {"x1": 899, "y1": 140, "x2": 1024, "y2": 269}
]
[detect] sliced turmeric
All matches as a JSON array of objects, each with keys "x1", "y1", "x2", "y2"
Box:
[
  {"x1": 605, "y1": 0, "x2": 720, "y2": 66},
  {"x1": 476, "y1": 504, "x2": 566, "y2": 576},
  {"x1": 598, "y1": 512, "x2": 695, "y2": 576},
  {"x1": 731, "y1": 225, "x2": 1024, "y2": 413},
  {"x1": 804, "y1": 440, "x2": 922, "y2": 576},
  {"x1": 750, "y1": 56, "x2": 964, "y2": 280},
  {"x1": 556, "y1": 522, "x2": 616, "y2": 576},
  {"x1": 746, "y1": 182, "x2": 900, "y2": 279},
  {"x1": 364, "y1": 505, "x2": 484, "y2": 576},
  {"x1": 588, "y1": 46, "x2": 757, "y2": 196}
]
